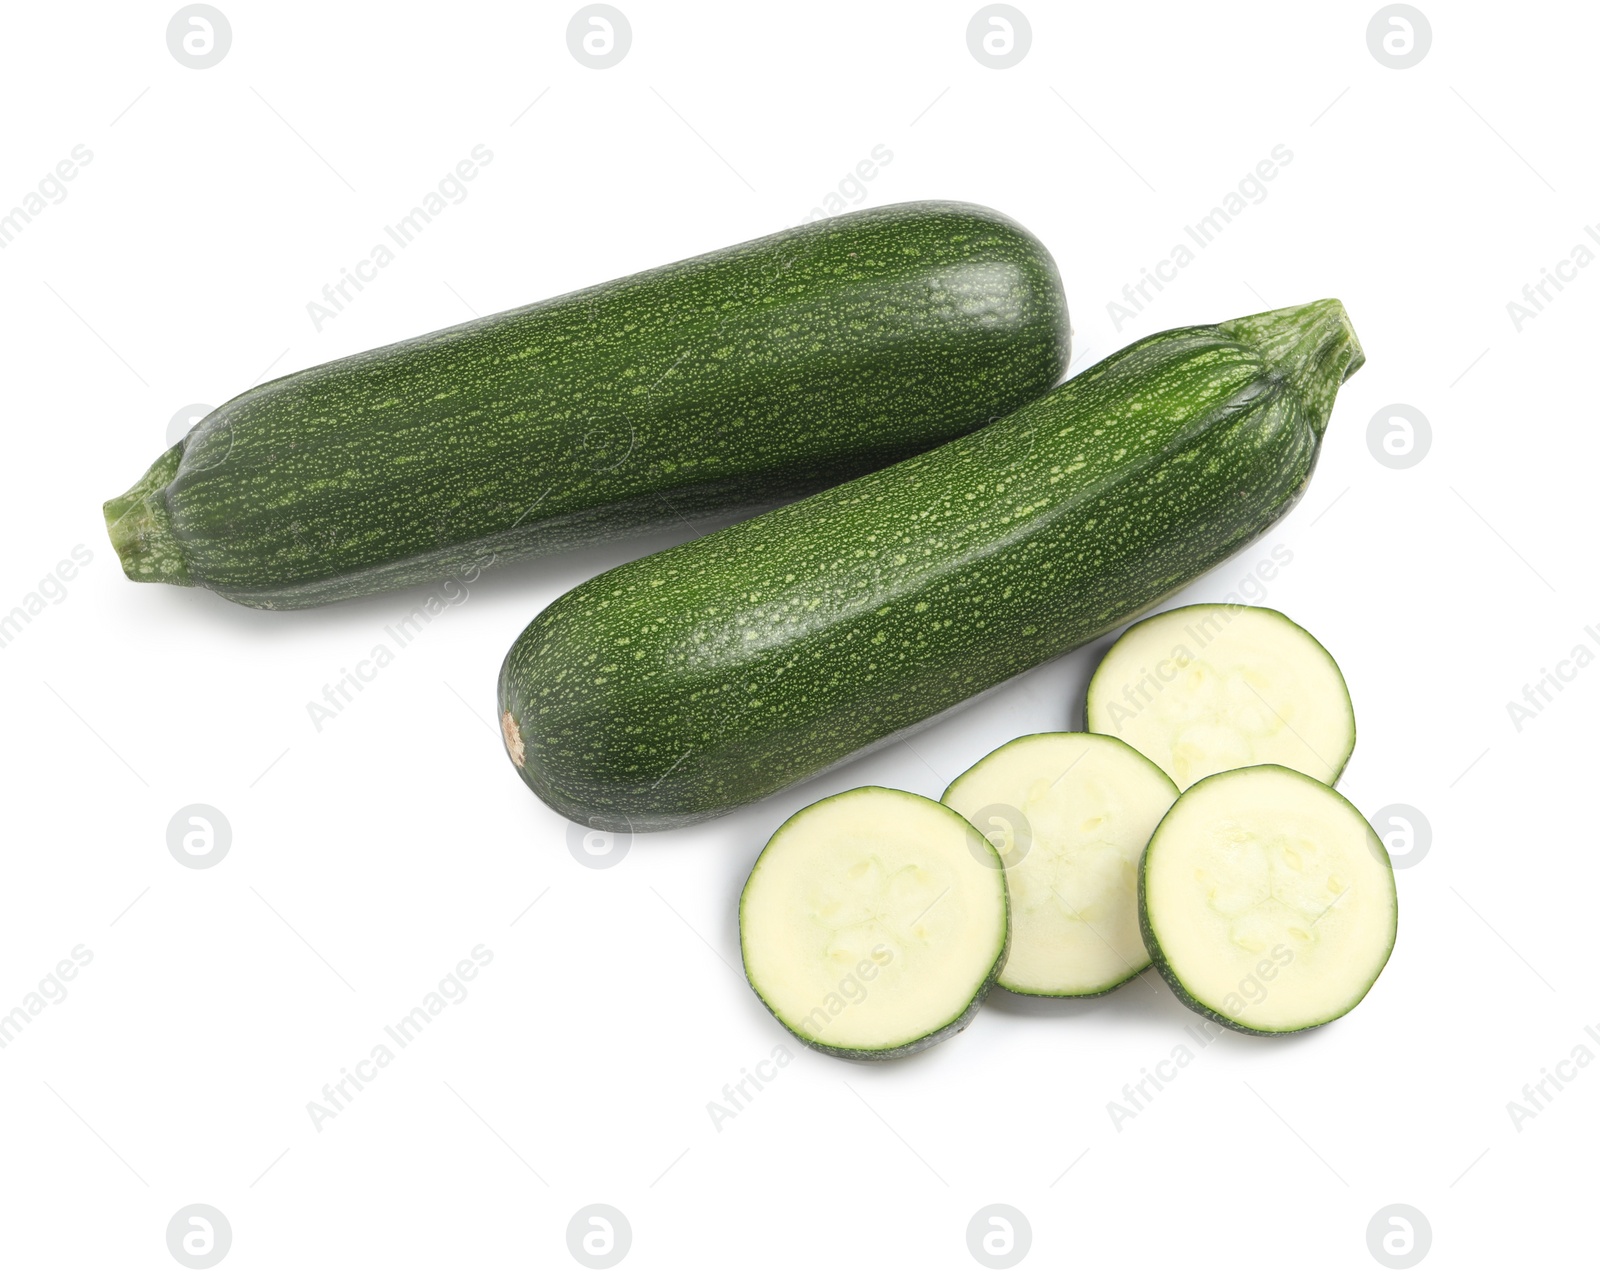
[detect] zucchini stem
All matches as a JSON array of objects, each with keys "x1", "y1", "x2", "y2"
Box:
[
  {"x1": 1219, "y1": 298, "x2": 1365, "y2": 439},
  {"x1": 103, "y1": 442, "x2": 193, "y2": 586}
]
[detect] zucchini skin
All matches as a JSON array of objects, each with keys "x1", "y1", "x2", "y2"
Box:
[
  {"x1": 500, "y1": 300, "x2": 1365, "y2": 831},
  {"x1": 763, "y1": 976, "x2": 1004, "y2": 1062},
  {"x1": 104, "y1": 201, "x2": 1068, "y2": 609}
]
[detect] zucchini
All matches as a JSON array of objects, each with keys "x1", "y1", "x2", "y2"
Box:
[
  {"x1": 942, "y1": 733, "x2": 1177, "y2": 997},
  {"x1": 738, "y1": 786, "x2": 1008, "y2": 1059},
  {"x1": 1139, "y1": 764, "x2": 1397, "y2": 1035},
  {"x1": 104, "y1": 201, "x2": 1068, "y2": 610},
  {"x1": 1086, "y1": 604, "x2": 1355, "y2": 789},
  {"x1": 499, "y1": 299, "x2": 1365, "y2": 830}
]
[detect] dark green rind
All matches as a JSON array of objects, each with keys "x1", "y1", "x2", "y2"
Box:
[
  {"x1": 501, "y1": 299, "x2": 1365, "y2": 830},
  {"x1": 738, "y1": 786, "x2": 1010, "y2": 1061},
  {"x1": 997, "y1": 964, "x2": 1146, "y2": 1001},
  {"x1": 1136, "y1": 764, "x2": 1399, "y2": 1037},
  {"x1": 104, "y1": 201, "x2": 1069, "y2": 610},
  {"x1": 1084, "y1": 603, "x2": 1358, "y2": 785}
]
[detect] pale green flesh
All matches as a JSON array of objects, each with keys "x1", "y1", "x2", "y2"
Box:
[
  {"x1": 1142, "y1": 765, "x2": 1396, "y2": 1033},
  {"x1": 1087, "y1": 605, "x2": 1355, "y2": 791},
  {"x1": 943, "y1": 734, "x2": 1177, "y2": 996},
  {"x1": 739, "y1": 787, "x2": 1007, "y2": 1056}
]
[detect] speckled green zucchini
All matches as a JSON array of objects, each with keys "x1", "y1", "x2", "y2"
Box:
[
  {"x1": 103, "y1": 201, "x2": 1069, "y2": 609},
  {"x1": 500, "y1": 299, "x2": 1365, "y2": 831}
]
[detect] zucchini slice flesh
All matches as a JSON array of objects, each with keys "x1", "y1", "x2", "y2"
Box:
[
  {"x1": 943, "y1": 733, "x2": 1177, "y2": 997},
  {"x1": 739, "y1": 787, "x2": 1008, "y2": 1059},
  {"x1": 1086, "y1": 604, "x2": 1355, "y2": 790},
  {"x1": 1140, "y1": 765, "x2": 1397, "y2": 1034}
]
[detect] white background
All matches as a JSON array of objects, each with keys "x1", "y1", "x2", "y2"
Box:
[{"x1": 0, "y1": 1, "x2": 1591, "y2": 1269}]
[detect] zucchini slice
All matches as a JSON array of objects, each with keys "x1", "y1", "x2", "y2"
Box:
[
  {"x1": 739, "y1": 787, "x2": 1008, "y2": 1059},
  {"x1": 1139, "y1": 765, "x2": 1397, "y2": 1035},
  {"x1": 1086, "y1": 604, "x2": 1355, "y2": 790},
  {"x1": 942, "y1": 733, "x2": 1177, "y2": 997}
]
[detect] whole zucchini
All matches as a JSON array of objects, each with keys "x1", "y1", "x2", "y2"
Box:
[
  {"x1": 499, "y1": 300, "x2": 1365, "y2": 831},
  {"x1": 104, "y1": 202, "x2": 1068, "y2": 609}
]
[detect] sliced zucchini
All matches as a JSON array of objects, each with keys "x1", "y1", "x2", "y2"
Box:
[
  {"x1": 739, "y1": 787, "x2": 1008, "y2": 1059},
  {"x1": 1139, "y1": 765, "x2": 1397, "y2": 1035},
  {"x1": 1085, "y1": 604, "x2": 1355, "y2": 790},
  {"x1": 942, "y1": 733, "x2": 1177, "y2": 997}
]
